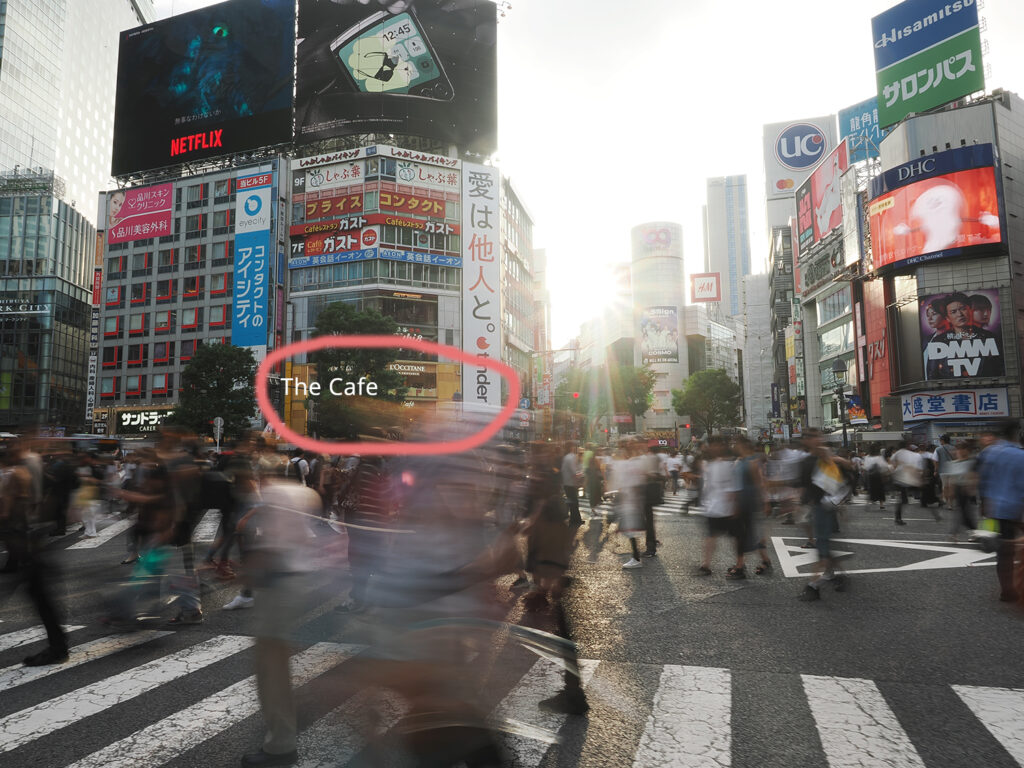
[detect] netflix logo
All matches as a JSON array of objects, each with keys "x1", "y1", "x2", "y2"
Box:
[{"x1": 170, "y1": 129, "x2": 224, "y2": 158}]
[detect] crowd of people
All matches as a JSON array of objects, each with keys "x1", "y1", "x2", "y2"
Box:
[{"x1": 0, "y1": 418, "x2": 1022, "y2": 766}]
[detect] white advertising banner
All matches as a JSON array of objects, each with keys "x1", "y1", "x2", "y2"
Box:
[
  {"x1": 462, "y1": 163, "x2": 501, "y2": 407},
  {"x1": 763, "y1": 116, "x2": 837, "y2": 201},
  {"x1": 901, "y1": 388, "x2": 1009, "y2": 421}
]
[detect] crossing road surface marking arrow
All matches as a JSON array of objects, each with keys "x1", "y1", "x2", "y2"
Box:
[{"x1": 770, "y1": 537, "x2": 996, "y2": 578}]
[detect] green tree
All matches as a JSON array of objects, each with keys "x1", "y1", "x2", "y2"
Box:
[
  {"x1": 308, "y1": 302, "x2": 408, "y2": 439},
  {"x1": 611, "y1": 365, "x2": 657, "y2": 418},
  {"x1": 552, "y1": 364, "x2": 656, "y2": 438},
  {"x1": 671, "y1": 368, "x2": 742, "y2": 438},
  {"x1": 166, "y1": 344, "x2": 257, "y2": 439}
]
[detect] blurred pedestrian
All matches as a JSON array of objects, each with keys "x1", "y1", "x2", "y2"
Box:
[
  {"x1": 731, "y1": 437, "x2": 772, "y2": 578},
  {"x1": 609, "y1": 440, "x2": 645, "y2": 568},
  {"x1": 864, "y1": 444, "x2": 889, "y2": 512},
  {"x1": 560, "y1": 442, "x2": 583, "y2": 527},
  {"x1": 976, "y1": 419, "x2": 1024, "y2": 603},
  {"x1": 797, "y1": 429, "x2": 852, "y2": 602},
  {"x1": 696, "y1": 436, "x2": 737, "y2": 576},
  {"x1": 890, "y1": 441, "x2": 923, "y2": 526},
  {"x1": 947, "y1": 442, "x2": 978, "y2": 541}
]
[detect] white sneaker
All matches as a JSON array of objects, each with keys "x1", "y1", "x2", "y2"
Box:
[
  {"x1": 222, "y1": 595, "x2": 254, "y2": 610},
  {"x1": 622, "y1": 558, "x2": 642, "y2": 569}
]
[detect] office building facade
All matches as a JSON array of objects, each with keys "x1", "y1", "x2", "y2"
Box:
[{"x1": 703, "y1": 175, "x2": 752, "y2": 317}]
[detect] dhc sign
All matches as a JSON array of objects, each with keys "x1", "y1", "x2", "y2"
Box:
[{"x1": 775, "y1": 123, "x2": 827, "y2": 171}]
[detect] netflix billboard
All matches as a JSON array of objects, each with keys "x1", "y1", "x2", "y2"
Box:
[
  {"x1": 111, "y1": 0, "x2": 295, "y2": 176},
  {"x1": 868, "y1": 144, "x2": 1004, "y2": 269}
]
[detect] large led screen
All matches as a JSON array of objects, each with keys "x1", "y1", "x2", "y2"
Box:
[
  {"x1": 868, "y1": 144, "x2": 1003, "y2": 269},
  {"x1": 295, "y1": 0, "x2": 496, "y2": 155},
  {"x1": 111, "y1": 0, "x2": 296, "y2": 176},
  {"x1": 920, "y1": 288, "x2": 1004, "y2": 380},
  {"x1": 640, "y1": 307, "x2": 679, "y2": 364}
]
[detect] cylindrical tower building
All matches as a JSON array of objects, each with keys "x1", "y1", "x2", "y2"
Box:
[{"x1": 631, "y1": 222, "x2": 688, "y2": 445}]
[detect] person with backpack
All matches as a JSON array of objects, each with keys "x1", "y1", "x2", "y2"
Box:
[{"x1": 287, "y1": 449, "x2": 309, "y2": 486}]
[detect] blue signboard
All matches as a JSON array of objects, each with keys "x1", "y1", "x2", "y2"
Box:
[
  {"x1": 871, "y1": 0, "x2": 979, "y2": 71},
  {"x1": 838, "y1": 97, "x2": 890, "y2": 162},
  {"x1": 232, "y1": 173, "x2": 274, "y2": 347},
  {"x1": 870, "y1": 143, "x2": 995, "y2": 198},
  {"x1": 289, "y1": 247, "x2": 463, "y2": 270}
]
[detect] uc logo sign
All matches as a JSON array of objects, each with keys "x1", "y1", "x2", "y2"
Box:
[
  {"x1": 775, "y1": 123, "x2": 827, "y2": 171},
  {"x1": 244, "y1": 195, "x2": 262, "y2": 216}
]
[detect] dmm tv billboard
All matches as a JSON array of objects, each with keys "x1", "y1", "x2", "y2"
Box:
[
  {"x1": 872, "y1": 0, "x2": 984, "y2": 128},
  {"x1": 295, "y1": 0, "x2": 497, "y2": 155},
  {"x1": 111, "y1": 0, "x2": 296, "y2": 176},
  {"x1": 868, "y1": 144, "x2": 1003, "y2": 269}
]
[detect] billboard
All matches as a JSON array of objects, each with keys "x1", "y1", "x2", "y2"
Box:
[
  {"x1": 920, "y1": 289, "x2": 1004, "y2": 379},
  {"x1": 106, "y1": 184, "x2": 173, "y2": 244},
  {"x1": 872, "y1": 0, "x2": 984, "y2": 128},
  {"x1": 901, "y1": 387, "x2": 1009, "y2": 421},
  {"x1": 232, "y1": 173, "x2": 274, "y2": 350},
  {"x1": 795, "y1": 140, "x2": 849, "y2": 254},
  {"x1": 640, "y1": 307, "x2": 679, "y2": 364},
  {"x1": 295, "y1": 0, "x2": 497, "y2": 155},
  {"x1": 690, "y1": 273, "x2": 721, "y2": 303},
  {"x1": 838, "y1": 97, "x2": 889, "y2": 162},
  {"x1": 462, "y1": 163, "x2": 501, "y2": 406},
  {"x1": 111, "y1": 0, "x2": 296, "y2": 176},
  {"x1": 868, "y1": 144, "x2": 1003, "y2": 269},
  {"x1": 763, "y1": 117, "x2": 836, "y2": 200}
]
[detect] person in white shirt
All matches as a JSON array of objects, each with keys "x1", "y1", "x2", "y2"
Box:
[
  {"x1": 863, "y1": 445, "x2": 890, "y2": 511},
  {"x1": 608, "y1": 440, "x2": 646, "y2": 568},
  {"x1": 666, "y1": 451, "x2": 683, "y2": 495},
  {"x1": 560, "y1": 443, "x2": 583, "y2": 527},
  {"x1": 696, "y1": 437, "x2": 739, "y2": 576},
  {"x1": 890, "y1": 442, "x2": 923, "y2": 525}
]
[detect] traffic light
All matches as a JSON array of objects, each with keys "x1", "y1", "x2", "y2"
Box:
[
  {"x1": 684, "y1": 423, "x2": 691, "y2": 429},
  {"x1": 572, "y1": 392, "x2": 580, "y2": 399}
]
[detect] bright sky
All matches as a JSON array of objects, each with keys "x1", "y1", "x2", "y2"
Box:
[{"x1": 153, "y1": 0, "x2": 1023, "y2": 347}]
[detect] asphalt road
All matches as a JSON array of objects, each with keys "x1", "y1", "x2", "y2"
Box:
[{"x1": 0, "y1": 495, "x2": 1021, "y2": 768}]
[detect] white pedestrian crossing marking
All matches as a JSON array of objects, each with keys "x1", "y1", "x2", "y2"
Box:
[
  {"x1": 491, "y1": 658, "x2": 599, "y2": 765},
  {"x1": 0, "y1": 634, "x2": 253, "y2": 754},
  {"x1": 632, "y1": 665, "x2": 731, "y2": 768},
  {"x1": 67, "y1": 519, "x2": 133, "y2": 549},
  {"x1": 0, "y1": 624, "x2": 84, "y2": 654},
  {"x1": 66, "y1": 642, "x2": 362, "y2": 768},
  {"x1": 192, "y1": 509, "x2": 221, "y2": 543},
  {"x1": 297, "y1": 687, "x2": 407, "y2": 768},
  {"x1": 954, "y1": 685, "x2": 1024, "y2": 765},
  {"x1": 802, "y1": 674, "x2": 925, "y2": 768},
  {"x1": 0, "y1": 631, "x2": 169, "y2": 693}
]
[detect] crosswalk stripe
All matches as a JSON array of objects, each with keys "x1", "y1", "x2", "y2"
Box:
[
  {"x1": 802, "y1": 674, "x2": 926, "y2": 768},
  {"x1": 954, "y1": 685, "x2": 1024, "y2": 765},
  {"x1": 192, "y1": 510, "x2": 221, "y2": 543},
  {"x1": 0, "y1": 634, "x2": 253, "y2": 754},
  {"x1": 632, "y1": 665, "x2": 731, "y2": 768},
  {"x1": 0, "y1": 631, "x2": 170, "y2": 694},
  {"x1": 66, "y1": 642, "x2": 362, "y2": 768},
  {"x1": 67, "y1": 519, "x2": 133, "y2": 549},
  {"x1": 0, "y1": 625, "x2": 85, "y2": 654},
  {"x1": 297, "y1": 687, "x2": 407, "y2": 768},
  {"x1": 492, "y1": 658, "x2": 600, "y2": 764}
]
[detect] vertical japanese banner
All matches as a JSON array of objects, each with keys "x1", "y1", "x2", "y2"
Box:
[
  {"x1": 462, "y1": 163, "x2": 501, "y2": 407},
  {"x1": 233, "y1": 173, "x2": 274, "y2": 356}
]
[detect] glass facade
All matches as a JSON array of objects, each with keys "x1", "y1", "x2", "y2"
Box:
[{"x1": 0, "y1": 188, "x2": 92, "y2": 429}]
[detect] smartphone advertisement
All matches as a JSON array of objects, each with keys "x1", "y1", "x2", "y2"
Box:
[
  {"x1": 296, "y1": 0, "x2": 497, "y2": 154},
  {"x1": 111, "y1": 0, "x2": 296, "y2": 176}
]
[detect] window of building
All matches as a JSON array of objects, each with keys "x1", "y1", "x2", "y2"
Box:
[
  {"x1": 213, "y1": 209, "x2": 231, "y2": 231},
  {"x1": 152, "y1": 373, "x2": 174, "y2": 396},
  {"x1": 130, "y1": 283, "x2": 148, "y2": 304},
  {"x1": 131, "y1": 252, "x2": 150, "y2": 274},
  {"x1": 209, "y1": 304, "x2": 228, "y2": 327},
  {"x1": 100, "y1": 377, "x2": 118, "y2": 398},
  {"x1": 105, "y1": 286, "x2": 123, "y2": 307},
  {"x1": 126, "y1": 375, "x2": 145, "y2": 397},
  {"x1": 156, "y1": 279, "x2": 175, "y2": 302},
  {"x1": 129, "y1": 313, "x2": 147, "y2": 335},
  {"x1": 181, "y1": 339, "x2": 200, "y2": 361},
  {"x1": 107, "y1": 255, "x2": 125, "y2": 277},
  {"x1": 184, "y1": 244, "x2": 206, "y2": 269},
  {"x1": 154, "y1": 310, "x2": 174, "y2": 332},
  {"x1": 819, "y1": 322, "x2": 854, "y2": 359},
  {"x1": 153, "y1": 341, "x2": 174, "y2": 365},
  {"x1": 182, "y1": 307, "x2": 202, "y2": 330},
  {"x1": 186, "y1": 183, "x2": 208, "y2": 205},
  {"x1": 183, "y1": 275, "x2": 203, "y2": 299},
  {"x1": 818, "y1": 286, "x2": 852, "y2": 326},
  {"x1": 104, "y1": 316, "x2": 122, "y2": 337},
  {"x1": 158, "y1": 249, "x2": 176, "y2": 273},
  {"x1": 126, "y1": 343, "x2": 147, "y2": 367},
  {"x1": 185, "y1": 213, "x2": 206, "y2": 237},
  {"x1": 212, "y1": 240, "x2": 232, "y2": 266},
  {"x1": 210, "y1": 272, "x2": 229, "y2": 295},
  {"x1": 214, "y1": 179, "x2": 231, "y2": 199},
  {"x1": 102, "y1": 346, "x2": 120, "y2": 368}
]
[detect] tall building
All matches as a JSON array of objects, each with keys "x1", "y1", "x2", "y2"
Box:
[
  {"x1": 631, "y1": 222, "x2": 687, "y2": 446},
  {"x1": 0, "y1": 0, "x2": 154, "y2": 223},
  {"x1": 703, "y1": 175, "x2": 752, "y2": 317},
  {"x1": 500, "y1": 177, "x2": 536, "y2": 399},
  {"x1": 741, "y1": 273, "x2": 772, "y2": 434},
  {"x1": 0, "y1": 0, "x2": 154, "y2": 432}
]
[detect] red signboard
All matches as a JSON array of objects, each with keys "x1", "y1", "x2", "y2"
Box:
[
  {"x1": 860, "y1": 278, "x2": 889, "y2": 417},
  {"x1": 238, "y1": 173, "x2": 273, "y2": 190},
  {"x1": 379, "y1": 191, "x2": 445, "y2": 218},
  {"x1": 304, "y1": 228, "x2": 378, "y2": 256},
  {"x1": 690, "y1": 273, "x2": 722, "y2": 303},
  {"x1": 92, "y1": 269, "x2": 103, "y2": 305},
  {"x1": 868, "y1": 166, "x2": 1002, "y2": 269}
]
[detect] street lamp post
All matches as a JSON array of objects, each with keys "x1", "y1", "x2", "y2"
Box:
[{"x1": 831, "y1": 357, "x2": 848, "y2": 449}]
